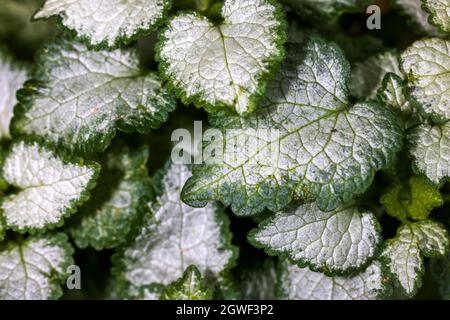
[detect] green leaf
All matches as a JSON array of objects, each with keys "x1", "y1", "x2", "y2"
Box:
[
  {"x1": 377, "y1": 73, "x2": 422, "y2": 130},
  {"x1": 11, "y1": 39, "x2": 176, "y2": 155},
  {"x1": 68, "y1": 144, "x2": 152, "y2": 250},
  {"x1": 160, "y1": 265, "x2": 212, "y2": 300},
  {"x1": 113, "y1": 161, "x2": 237, "y2": 299},
  {"x1": 408, "y1": 122, "x2": 450, "y2": 185},
  {"x1": 33, "y1": 0, "x2": 172, "y2": 49},
  {"x1": 0, "y1": 141, "x2": 99, "y2": 233},
  {"x1": 0, "y1": 50, "x2": 28, "y2": 140},
  {"x1": 392, "y1": 0, "x2": 443, "y2": 35},
  {"x1": 422, "y1": 0, "x2": 450, "y2": 33},
  {"x1": 381, "y1": 176, "x2": 443, "y2": 221},
  {"x1": 0, "y1": 233, "x2": 74, "y2": 300},
  {"x1": 156, "y1": 0, "x2": 286, "y2": 115},
  {"x1": 283, "y1": 0, "x2": 370, "y2": 24},
  {"x1": 349, "y1": 51, "x2": 401, "y2": 100},
  {"x1": 382, "y1": 220, "x2": 449, "y2": 296},
  {"x1": 279, "y1": 260, "x2": 387, "y2": 300},
  {"x1": 250, "y1": 203, "x2": 382, "y2": 275},
  {"x1": 182, "y1": 38, "x2": 402, "y2": 216},
  {"x1": 401, "y1": 38, "x2": 450, "y2": 122}
]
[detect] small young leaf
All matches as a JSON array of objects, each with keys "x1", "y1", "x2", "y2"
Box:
[
  {"x1": 279, "y1": 260, "x2": 387, "y2": 300},
  {"x1": 250, "y1": 203, "x2": 381, "y2": 275},
  {"x1": 408, "y1": 122, "x2": 450, "y2": 185},
  {"x1": 157, "y1": 0, "x2": 286, "y2": 115},
  {"x1": 160, "y1": 265, "x2": 212, "y2": 300},
  {"x1": 0, "y1": 50, "x2": 28, "y2": 140},
  {"x1": 33, "y1": 0, "x2": 172, "y2": 49},
  {"x1": 349, "y1": 51, "x2": 402, "y2": 100},
  {"x1": 0, "y1": 141, "x2": 99, "y2": 233},
  {"x1": 68, "y1": 144, "x2": 152, "y2": 250},
  {"x1": 0, "y1": 233, "x2": 74, "y2": 300},
  {"x1": 401, "y1": 38, "x2": 450, "y2": 122},
  {"x1": 113, "y1": 161, "x2": 237, "y2": 299},
  {"x1": 182, "y1": 38, "x2": 402, "y2": 216},
  {"x1": 392, "y1": 0, "x2": 442, "y2": 35},
  {"x1": 380, "y1": 176, "x2": 443, "y2": 221},
  {"x1": 382, "y1": 221, "x2": 449, "y2": 296},
  {"x1": 422, "y1": 0, "x2": 450, "y2": 33},
  {"x1": 12, "y1": 39, "x2": 176, "y2": 154},
  {"x1": 283, "y1": 0, "x2": 370, "y2": 24}
]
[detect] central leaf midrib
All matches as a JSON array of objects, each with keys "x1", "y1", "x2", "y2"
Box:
[{"x1": 217, "y1": 26, "x2": 237, "y2": 101}]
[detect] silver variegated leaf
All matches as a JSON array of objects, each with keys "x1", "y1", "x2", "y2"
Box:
[
  {"x1": 33, "y1": 0, "x2": 171, "y2": 48},
  {"x1": 0, "y1": 233, "x2": 73, "y2": 300},
  {"x1": 408, "y1": 122, "x2": 450, "y2": 185},
  {"x1": 157, "y1": 0, "x2": 286, "y2": 115},
  {"x1": 382, "y1": 221, "x2": 449, "y2": 296},
  {"x1": 182, "y1": 38, "x2": 402, "y2": 216},
  {"x1": 0, "y1": 141, "x2": 99, "y2": 232},
  {"x1": 279, "y1": 261, "x2": 387, "y2": 300},
  {"x1": 422, "y1": 0, "x2": 450, "y2": 33},
  {"x1": 12, "y1": 39, "x2": 176, "y2": 154},
  {"x1": 401, "y1": 38, "x2": 450, "y2": 122},
  {"x1": 113, "y1": 161, "x2": 236, "y2": 299},
  {"x1": 250, "y1": 203, "x2": 381, "y2": 275}
]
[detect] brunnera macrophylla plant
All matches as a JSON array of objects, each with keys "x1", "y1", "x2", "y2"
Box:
[{"x1": 0, "y1": 0, "x2": 449, "y2": 301}]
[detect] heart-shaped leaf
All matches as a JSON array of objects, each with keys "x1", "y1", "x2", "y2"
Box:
[
  {"x1": 157, "y1": 0, "x2": 286, "y2": 115},
  {"x1": 182, "y1": 38, "x2": 402, "y2": 216}
]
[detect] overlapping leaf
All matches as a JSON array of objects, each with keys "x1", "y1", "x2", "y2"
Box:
[
  {"x1": 422, "y1": 0, "x2": 450, "y2": 33},
  {"x1": 33, "y1": 0, "x2": 172, "y2": 48},
  {"x1": 250, "y1": 203, "x2": 381, "y2": 275},
  {"x1": 349, "y1": 51, "x2": 401, "y2": 100},
  {"x1": 401, "y1": 38, "x2": 450, "y2": 122},
  {"x1": 0, "y1": 233, "x2": 73, "y2": 300},
  {"x1": 157, "y1": 0, "x2": 286, "y2": 115},
  {"x1": 408, "y1": 122, "x2": 450, "y2": 185},
  {"x1": 12, "y1": 39, "x2": 176, "y2": 154},
  {"x1": 182, "y1": 38, "x2": 402, "y2": 216},
  {"x1": 113, "y1": 161, "x2": 236, "y2": 299},
  {"x1": 68, "y1": 144, "x2": 152, "y2": 250},
  {"x1": 382, "y1": 221, "x2": 449, "y2": 296},
  {"x1": 279, "y1": 260, "x2": 387, "y2": 300},
  {"x1": 0, "y1": 141, "x2": 99, "y2": 233},
  {"x1": 378, "y1": 73, "x2": 422, "y2": 130}
]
